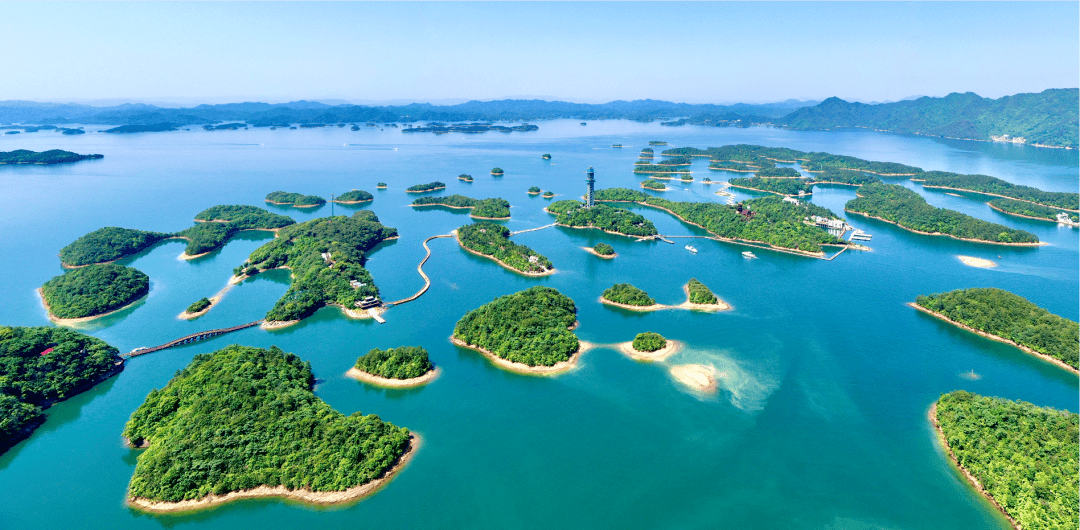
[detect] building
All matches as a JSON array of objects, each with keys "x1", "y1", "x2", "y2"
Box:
[{"x1": 586, "y1": 166, "x2": 595, "y2": 208}]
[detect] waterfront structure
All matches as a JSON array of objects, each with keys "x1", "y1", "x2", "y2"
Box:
[{"x1": 586, "y1": 166, "x2": 596, "y2": 208}]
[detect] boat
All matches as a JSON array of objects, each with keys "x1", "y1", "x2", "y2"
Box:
[
  {"x1": 742, "y1": 251, "x2": 756, "y2": 259},
  {"x1": 685, "y1": 244, "x2": 697, "y2": 254}
]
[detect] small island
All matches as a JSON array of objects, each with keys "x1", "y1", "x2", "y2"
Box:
[
  {"x1": 412, "y1": 195, "x2": 511, "y2": 219},
  {"x1": 611, "y1": 144, "x2": 623, "y2": 148},
  {"x1": 617, "y1": 332, "x2": 680, "y2": 362},
  {"x1": 546, "y1": 200, "x2": 658, "y2": 237},
  {"x1": 584, "y1": 242, "x2": 616, "y2": 259},
  {"x1": 0, "y1": 326, "x2": 123, "y2": 454},
  {"x1": 456, "y1": 223, "x2": 554, "y2": 276},
  {"x1": 333, "y1": 189, "x2": 374, "y2": 204},
  {"x1": 347, "y1": 346, "x2": 438, "y2": 388},
  {"x1": 377, "y1": 182, "x2": 388, "y2": 189},
  {"x1": 182, "y1": 297, "x2": 211, "y2": 317},
  {"x1": 0, "y1": 149, "x2": 104, "y2": 165},
  {"x1": 528, "y1": 186, "x2": 541, "y2": 195},
  {"x1": 639, "y1": 148, "x2": 655, "y2": 159},
  {"x1": 405, "y1": 181, "x2": 446, "y2": 193},
  {"x1": 103, "y1": 123, "x2": 177, "y2": 134},
  {"x1": 641, "y1": 179, "x2": 667, "y2": 191},
  {"x1": 683, "y1": 278, "x2": 729, "y2": 311},
  {"x1": 490, "y1": 167, "x2": 504, "y2": 176},
  {"x1": 452, "y1": 286, "x2": 586, "y2": 374},
  {"x1": 123, "y1": 345, "x2": 415, "y2": 513},
  {"x1": 601, "y1": 283, "x2": 658, "y2": 310},
  {"x1": 458, "y1": 174, "x2": 473, "y2": 182},
  {"x1": 701, "y1": 177, "x2": 712, "y2": 184},
  {"x1": 649, "y1": 141, "x2": 668, "y2": 146},
  {"x1": 931, "y1": 391, "x2": 1078, "y2": 530},
  {"x1": 542, "y1": 154, "x2": 551, "y2": 160},
  {"x1": 40, "y1": 264, "x2": 149, "y2": 323},
  {"x1": 265, "y1": 191, "x2": 326, "y2": 207},
  {"x1": 542, "y1": 191, "x2": 555, "y2": 198},
  {"x1": 912, "y1": 288, "x2": 1078, "y2": 373}
]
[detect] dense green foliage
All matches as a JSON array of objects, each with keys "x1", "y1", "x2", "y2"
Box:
[
  {"x1": 592, "y1": 243, "x2": 615, "y2": 256},
  {"x1": 186, "y1": 298, "x2": 211, "y2": 313},
  {"x1": 916, "y1": 172, "x2": 1078, "y2": 210},
  {"x1": 755, "y1": 167, "x2": 801, "y2": 178},
  {"x1": 243, "y1": 215, "x2": 398, "y2": 322},
  {"x1": 729, "y1": 176, "x2": 812, "y2": 196},
  {"x1": 603, "y1": 283, "x2": 656, "y2": 306},
  {"x1": 649, "y1": 141, "x2": 668, "y2": 146},
  {"x1": 377, "y1": 182, "x2": 388, "y2": 188},
  {"x1": 412, "y1": 195, "x2": 510, "y2": 218},
  {"x1": 0, "y1": 326, "x2": 121, "y2": 451},
  {"x1": 354, "y1": 346, "x2": 433, "y2": 379},
  {"x1": 936, "y1": 391, "x2": 1078, "y2": 528},
  {"x1": 456, "y1": 223, "x2": 553, "y2": 274},
  {"x1": 453, "y1": 286, "x2": 579, "y2": 367},
  {"x1": 334, "y1": 190, "x2": 374, "y2": 203},
  {"x1": 846, "y1": 183, "x2": 1039, "y2": 244},
  {"x1": 916, "y1": 288, "x2": 1078, "y2": 369},
  {"x1": 265, "y1": 191, "x2": 326, "y2": 206},
  {"x1": 686, "y1": 278, "x2": 718, "y2": 305},
  {"x1": 594, "y1": 188, "x2": 844, "y2": 253},
  {"x1": 41, "y1": 264, "x2": 149, "y2": 319},
  {"x1": 988, "y1": 199, "x2": 1080, "y2": 223},
  {"x1": 458, "y1": 174, "x2": 473, "y2": 182},
  {"x1": 0, "y1": 149, "x2": 102, "y2": 165},
  {"x1": 546, "y1": 200, "x2": 658, "y2": 237},
  {"x1": 491, "y1": 167, "x2": 504, "y2": 175},
  {"x1": 632, "y1": 332, "x2": 666, "y2": 352},
  {"x1": 528, "y1": 186, "x2": 541, "y2": 193},
  {"x1": 634, "y1": 164, "x2": 690, "y2": 174},
  {"x1": 541, "y1": 191, "x2": 555, "y2": 198},
  {"x1": 541, "y1": 154, "x2": 551, "y2": 160},
  {"x1": 59, "y1": 227, "x2": 171, "y2": 267},
  {"x1": 658, "y1": 156, "x2": 692, "y2": 166},
  {"x1": 123, "y1": 345, "x2": 410, "y2": 502},
  {"x1": 405, "y1": 181, "x2": 446, "y2": 192},
  {"x1": 181, "y1": 205, "x2": 294, "y2": 255},
  {"x1": 351, "y1": 210, "x2": 379, "y2": 222},
  {"x1": 809, "y1": 170, "x2": 882, "y2": 187},
  {"x1": 640, "y1": 148, "x2": 654, "y2": 158},
  {"x1": 641, "y1": 179, "x2": 666, "y2": 190},
  {"x1": 800, "y1": 153, "x2": 921, "y2": 175},
  {"x1": 708, "y1": 161, "x2": 756, "y2": 172}
]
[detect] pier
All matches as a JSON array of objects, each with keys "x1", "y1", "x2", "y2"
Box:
[{"x1": 123, "y1": 320, "x2": 263, "y2": 358}]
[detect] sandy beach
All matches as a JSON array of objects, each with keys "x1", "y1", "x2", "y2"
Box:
[
  {"x1": 346, "y1": 366, "x2": 440, "y2": 388},
  {"x1": 679, "y1": 283, "x2": 731, "y2": 311},
  {"x1": 957, "y1": 255, "x2": 997, "y2": 268},
  {"x1": 450, "y1": 336, "x2": 594, "y2": 376},
  {"x1": 128, "y1": 433, "x2": 421, "y2": 513},
  {"x1": 669, "y1": 364, "x2": 719, "y2": 393},
  {"x1": 617, "y1": 339, "x2": 681, "y2": 362},
  {"x1": 599, "y1": 297, "x2": 670, "y2": 312}
]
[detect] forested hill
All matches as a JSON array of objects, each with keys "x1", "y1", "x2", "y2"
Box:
[{"x1": 778, "y1": 88, "x2": 1078, "y2": 148}]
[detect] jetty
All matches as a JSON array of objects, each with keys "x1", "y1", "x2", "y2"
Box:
[{"x1": 123, "y1": 320, "x2": 262, "y2": 358}]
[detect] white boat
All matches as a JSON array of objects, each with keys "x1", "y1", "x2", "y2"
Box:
[
  {"x1": 685, "y1": 244, "x2": 697, "y2": 254},
  {"x1": 742, "y1": 251, "x2": 756, "y2": 259}
]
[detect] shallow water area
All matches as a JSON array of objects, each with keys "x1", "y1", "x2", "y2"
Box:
[{"x1": 0, "y1": 120, "x2": 1076, "y2": 529}]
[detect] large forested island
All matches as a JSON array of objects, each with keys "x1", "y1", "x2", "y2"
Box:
[
  {"x1": 123, "y1": 345, "x2": 414, "y2": 511},
  {"x1": 913, "y1": 288, "x2": 1078, "y2": 372},
  {"x1": 237, "y1": 212, "x2": 398, "y2": 325},
  {"x1": 456, "y1": 223, "x2": 553, "y2": 276},
  {"x1": 40, "y1": 264, "x2": 149, "y2": 321},
  {"x1": 594, "y1": 188, "x2": 845, "y2": 255},
  {"x1": 0, "y1": 149, "x2": 103, "y2": 165},
  {"x1": 348, "y1": 346, "x2": 437, "y2": 387},
  {"x1": 728, "y1": 176, "x2": 812, "y2": 196},
  {"x1": 265, "y1": 191, "x2": 326, "y2": 207},
  {"x1": 912, "y1": 172, "x2": 1079, "y2": 211},
  {"x1": 452, "y1": 286, "x2": 582, "y2": 373},
  {"x1": 0, "y1": 326, "x2": 123, "y2": 453},
  {"x1": 846, "y1": 183, "x2": 1040, "y2": 245},
  {"x1": 932, "y1": 391, "x2": 1078, "y2": 529},
  {"x1": 333, "y1": 189, "x2": 374, "y2": 204},
  {"x1": 59, "y1": 227, "x2": 172, "y2": 267},
  {"x1": 809, "y1": 170, "x2": 882, "y2": 187},
  {"x1": 406, "y1": 181, "x2": 446, "y2": 193},
  {"x1": 412, "y1": 195, "x2": 511, "y2": 219},
  {"x1": 546, "y1": 200, "x2": 658, "y2": 237},
  {"x1": 987, "y1": 199, "x2": 1080, "y2": 224}
]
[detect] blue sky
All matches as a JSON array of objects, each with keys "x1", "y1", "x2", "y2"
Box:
[{"x1": 2, "y1": 2, "x2": 1076, "y2": 105}]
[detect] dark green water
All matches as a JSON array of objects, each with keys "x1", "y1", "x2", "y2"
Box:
[{"x1": 0, "y1": 121, "x2": 1076, "y2": 529}]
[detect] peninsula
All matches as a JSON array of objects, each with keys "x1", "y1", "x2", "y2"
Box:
[
  {"x1": 912, "y1": 288, "x2": 1078, "y2": 373},
  {"x1": 265, "y1": 191, "x2": 326, "y2": 207},
  {"x1": 0, "y1": 326, "x2": 123, "y2": 454},
  {"x1": 59, "y1": 227, "x2": 172, "y2": 267},
  {"x1": 347, "y1": 346, "x2": 438, "y2": 388},
  {"x1": 412, "y1": 195, "x2": 511, "y2": 219},
  {"x1": 452, "y1": 286, "x2": 585, "y2": 374},
  {"x1": 123, "y1": 345, "x2": 414, "y2": 512},
  {"x1": 456, "y1": 223, "x2": 554, "y2": 276},
  {"x1": 546, "y1": 200, "x2": 658, "y2": 237},
  {"x1": 405, "y1": 181, "x2": 446, "y2": 193},
  {"x1": 40, "y1": 264, "x2": 149, "y2": 322},
  {"x1": 179, "y1": 205, "x2": 295, "y2": 257},
  {"x1": 0, "y1": 149, "x2": 103, "y2": 165}
]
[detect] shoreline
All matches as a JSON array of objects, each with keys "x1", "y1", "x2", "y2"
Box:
[
  {"x1": 844, "y1": 209, "x2": 1047, "y2": 247},
  {"x1": 265, "y1": 200, "x2": 324, "y2": 208},
  {"x1": 986, "y1": 201, "x2": 1080, "y2": 225},
  {"x1": 908, "y1": 303, "x2": 1078, "y2": 375},
  {"x1": 600, "y1": 297, "x2": 670, "y2": 312},
  {"x1": 582, "y1": 246, "x2": 617, "y2": 259},
  {"x1": 405, "y1": 186, "x2": 447, "y2": 194},
  {"x1": 38, "y1": 287, "x2": 146, "y2": 325},
  {"x1": 928, "y1": 403, "x2": 1020, "y2": 529},
  {"x1": 127, "y1": 433, "x2": 421, "y2": 514},
  {"x1": 640, "y1": 182, "x2": 669, "y2": 191},
  {"x1": 455, "y1": 234, "x2": 556, "y2": 277},
  {"x1": 727, "y1": 183, "x2": 811, "y2": 197},
  {"x1": 669, "y1": 364, "x2": 718, "y2": 393},
  {"x1": 680, "y1": 283, "x2": 731, "y2": 311},
  {"x1": 911, "y1": 184, "x2": 1079, "y2": 213},
  {"x1": 450, "y1": 335, "x2": 594, "y2": 376},
  {"x1": 178, "y1": 281, "x2": 237, "y2": 320},
  {"x1": 346, "y1": 366, "x2": 440, "y2": 388},
  {"x1": 331, "y1": 199, "x2": 373, "y2": 205},
  {"x1": 616, "y1": 339, "x2": 681, "y2": 362},
  {"x1": 412, "y1": 203, "x2": 511, "y2": 220}
]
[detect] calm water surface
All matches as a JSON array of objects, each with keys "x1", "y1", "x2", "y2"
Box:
[{"x1": 0, "y1": 121, "x2": 1076, "y2": 529}]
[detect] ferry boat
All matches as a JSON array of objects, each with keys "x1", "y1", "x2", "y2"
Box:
[
  {"x1": 742, "y1": 251, "x2": 757, "y2": 259},
  {"x1": 685, "y1": 244, "x2": 697, "y2": 254}
]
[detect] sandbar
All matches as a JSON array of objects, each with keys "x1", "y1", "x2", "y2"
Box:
[
  {"x1": 582, "y1": 246, "x2": 616, "y2": 259},
  {"x1": 617, "y1": 339, "x2": 681, "y2": 362},
  {"x1": 669, "y1": 364, "x2": 719, "y2": 393},
  {"x1": 450, "y1": 335, "x2": 594, "y2": 376},
  {"x1": 127, "y1": 433, "x2": 421, "y2": 514},
  {"x1": 346, "y1": 366, "x2": 440, "y2": 388},
  {"x1": 38, "y1": 287, "x2": 146, "y2": 326},
  {"x1": 957, "y1": 255, "x2": 997, "y2": 269}
]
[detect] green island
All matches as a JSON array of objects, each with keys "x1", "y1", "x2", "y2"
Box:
[
  {"x1": 456, "y1": 223, "x2": 553, "y2": 276},
  {"x1": 913, "y1": 171, "x2": 1079, "y2": 211},
  {"x1": 987, "y1": 199, "x2": 1080, "y2": 224},
  {"x1": 452, "y1": 286, "x2": 581, "y2": 371},
  {"x1": 0, "y1": 326, "x2": 122, "y2": 454},
  {"x1": 701, "y1": 177, "x2": 712, "y2": 184},
  {"x1": 180, "y1": 205, "x2": 295, "y2": 257},
  {"x1": 123, "y1": 345, "x2": 413, "y2": 511},
  {"x1": 667, "y1": 145, "x2": 922, "y2": 175},
  {"x1": 611, "y1": 144, "x2": 623, "y2": 148},
  {"x1": 632, "y1": 332, "x2": 667, "y2": 352},
  {"x1": 602, "y1": 283, "x2": 656, "y2": 307},
  {"x1": 634, "y1": 164, "x2": 691, "y2": 175},
  {"x1": 265, "y1": 191, "x2": 326, "y2": 207},
  {"x1": 377, "y1": 182, "x2": 388, "y2": 189},
  {"x1": 458, "y1": 174, "x2": 473, "y2": 182},
  {"x1": 412, "y1": 195, "x2": 511, "y2": 219},
  {"x1": 333, "y1": 189, "x2": 374, "y2": 204},
  {"x1": 809, "y1": 169, "x2": 882, "y2": 187},
  {"x1": 846, "y1": 183, "x2": 1039, "y2": 245},
  {"x1": 657, "y1": 156, "x2": 692, "y2": 167},
  {"x1": 639, "y1": 148, "x2": 654, "y2": 159},
  {"x1": 351, "y1": 346, "x2": 434, "y2": 381},
  {"x1": 589, "y1": 243, "x2": 616, "y2": 258},
  {"x1": 40, "y1": 263, "x2": 149, "y2": 321},
  {"x1": 728, "y1": 176, "x2": 812, "y2": 196},
  {"x1": 686, "y1": 278, "x2": 717, "y2": 305},
  {"x1": 59, "y1": 227, "x2": 172, "y2": 267},
  {"x1": 679, "y1": 174, "x2": 693, "y2": 182},
  {"x1": 491, "y1": 167, "x2": 504, "y2": 176},
  {"x1": 913, "y1": 288, "x2": 1078, "y2": 372},
  {"x1": 933, "y1": 391, "x2": 1078, "y2": 529},
  {"x1": 546, "y1": 200, "x2": 658, "y2": 237},
  {"x1": 649, "y1": 140, "x2": 668, "y2": 146},
  {"x1": 528, "y1": 186, "x2": 541, "y2": 195},
  {"x1": 755, "y1": 167, "x2": 802, "y2": 178},
  {"x1": 542, "y1": 154, "x2": 551, "y2": 160},
  {"x1": 594, "y1": 188, "x2": 845, "y2": 254},
  {"x1": 185, "y1": 297, "x2": 211, "y2": 314},
  {"x1": 542, "y1": 191, "x2": 555, "y2": 198},
  {"x1": 405, "y1": 181, "x2": 446, "y2": 193},
  {"x1": 708, "y1": 160, "x2": 757, "y2": 172},
  {"x1": 236, "y1": 211, "x2": 398, "y2": 324},
  {"x1": 0, "y1": 149, "x2": 103, "y2": 165}
]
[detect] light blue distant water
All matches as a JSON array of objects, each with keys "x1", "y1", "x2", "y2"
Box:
[{"x1": 0, "y1": 121, "x2": 1076, "y2": 530}]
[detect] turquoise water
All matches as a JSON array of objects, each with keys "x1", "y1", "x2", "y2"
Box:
[{"x1": 0, "y1": 121, "x2": 1076, "y2": 529}]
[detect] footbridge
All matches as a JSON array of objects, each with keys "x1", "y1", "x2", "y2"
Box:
[{"x1": 123, "y1": 320, "x2": 263, "y2": 358}]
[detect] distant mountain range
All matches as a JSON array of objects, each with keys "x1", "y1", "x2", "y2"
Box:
[{"x1": 1, "y1": 88, "x2": 1075, "y2": 148}]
